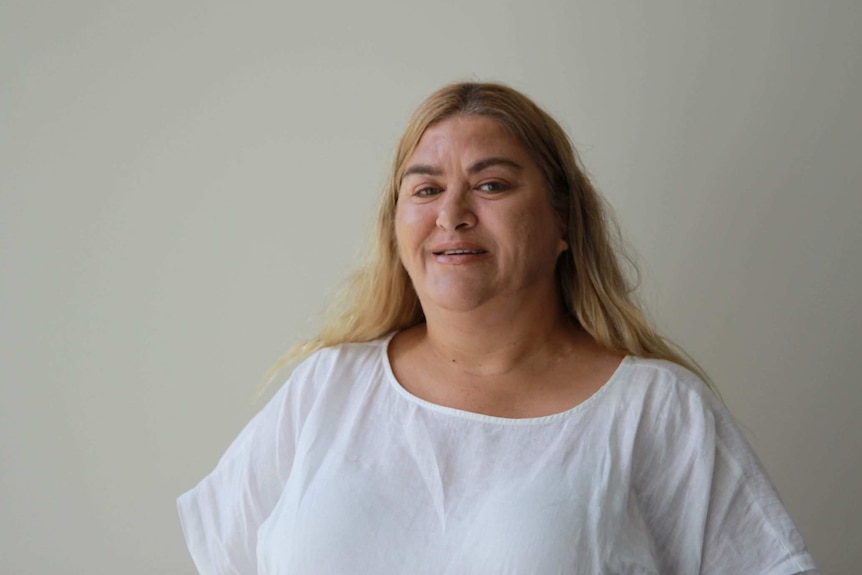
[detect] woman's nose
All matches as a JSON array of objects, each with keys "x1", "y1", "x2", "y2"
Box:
[{"x1": 435, "y1": 185, "x2": 477, "y2": 231}]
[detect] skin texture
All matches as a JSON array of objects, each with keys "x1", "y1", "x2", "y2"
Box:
[{"x1": 390, "y1": 115, "x2": 623, "y2": 418}]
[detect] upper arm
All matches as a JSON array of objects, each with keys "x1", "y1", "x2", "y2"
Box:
[
  {"x1": 176, "y1": 364, "x2": 311, "y2": 575},
  {"x1": 631, "y1": 368, "x2": 817, "y2": 575}
]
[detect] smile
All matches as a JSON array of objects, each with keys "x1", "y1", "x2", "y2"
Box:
[{"x1": 433, "y1": 249, "x2": 487, "y2": 255}]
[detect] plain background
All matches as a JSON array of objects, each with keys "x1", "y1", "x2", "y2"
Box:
[{"x1": 2, "y1": 1, "x2": 860, "y2": 573}]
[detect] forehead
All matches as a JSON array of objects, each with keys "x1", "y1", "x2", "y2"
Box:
[{"x1": 407, "y1": 115, "x2": 531, "y2": 165}]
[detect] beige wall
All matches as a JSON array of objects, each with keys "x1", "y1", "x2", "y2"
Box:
[{"x1": 2, "y1": 1, "x2": 859, "y2": 572}]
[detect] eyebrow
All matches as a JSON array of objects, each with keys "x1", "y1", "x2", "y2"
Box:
[
  {"x1": 467, "y1": 156, "x2": 522, "y2": 174},
  {"x1": 401, "y1": 156, "x2": 523, "y2": 180},
  {"x1": 401, "y1": 164, "x2": 443, "y2": 179}
]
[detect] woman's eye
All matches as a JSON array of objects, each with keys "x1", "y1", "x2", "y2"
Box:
[
  {"x1": 415, "y1": 187, "x2": 442, "y2": 197},
  {"x1": 478, "y1": 181, "x2": 508, "y2": 193}
]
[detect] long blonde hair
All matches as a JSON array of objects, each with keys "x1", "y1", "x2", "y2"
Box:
[{"x1": 267, "y1": 82, "x2": 714, "y2": 392}]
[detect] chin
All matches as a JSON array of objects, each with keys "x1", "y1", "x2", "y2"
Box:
[{"x1": 422, "y1": 288, "x2": 496, "y2": 313}]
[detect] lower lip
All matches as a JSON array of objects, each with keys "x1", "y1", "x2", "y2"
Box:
[{"x1": 432, "y1": 252, "x2": 488, "y2": 265}]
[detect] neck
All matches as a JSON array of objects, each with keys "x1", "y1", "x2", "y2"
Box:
[{"x1": 420, "y1": 290, "x2": 578, "y2": 377}]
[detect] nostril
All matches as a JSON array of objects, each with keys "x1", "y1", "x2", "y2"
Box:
[{"x1": 435, "y1": 197, "x2": 477, "y2": 230}]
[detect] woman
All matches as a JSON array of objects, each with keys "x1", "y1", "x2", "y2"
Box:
[{"x1": 178, "y1": 82, "x2": 818, "y2": 574}]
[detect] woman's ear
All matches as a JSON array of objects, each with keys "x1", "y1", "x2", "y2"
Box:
[
  {"x1": 556, "y1": 237, "x2": 569, "y2": 256},
  {"x1": 556, "y1": 217, "x2": 569, "y2": 255}
]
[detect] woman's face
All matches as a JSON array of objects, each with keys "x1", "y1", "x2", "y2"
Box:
[{"x1": 395, "y1": 115, "x2": 568, "y2": 315}]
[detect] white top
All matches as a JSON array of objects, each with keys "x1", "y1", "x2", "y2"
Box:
[{"x1": 177, "y1": 335, "x2": 818, "y2": 575}]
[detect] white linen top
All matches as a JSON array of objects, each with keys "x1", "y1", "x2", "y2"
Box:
[{"x1": 177, "y1": 335, "x2": 818, "y2": 574}]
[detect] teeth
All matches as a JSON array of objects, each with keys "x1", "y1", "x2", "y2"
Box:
[{"x1": 442, "y1": 249, "x2": 482, "y2": 255}]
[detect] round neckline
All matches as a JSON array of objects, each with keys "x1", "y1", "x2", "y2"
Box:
[{"x1": 379, "y1": 331, "x2": 632, "y2": 425}]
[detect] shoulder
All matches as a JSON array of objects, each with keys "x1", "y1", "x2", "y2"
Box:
[
  {"x1": 281, "y1": 336, "x2": 391, "y2": 381},
  {"x1": 616, "y1": 359, "x2": 818, "y2": 573},
  {"x1": 606, "y1": 356, "x2": 739, "y2": 465},
  {"x1": 272, "y1": 336, "x2": 392, "y2": 408},
  {"x1": 294, "y1": 336, "x2": 391, "y2": 381},
  {"x1": 615, "y1": 357, "x2": 756, "y2": 481},
  {"x1": 621, "y1": 356, "x2": 710, "y2": 392},
  {"x1": 613, "y1": 356, "x2": 722, "y2": 418}
]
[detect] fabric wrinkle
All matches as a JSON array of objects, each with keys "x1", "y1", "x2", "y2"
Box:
[{"x1": 404, "y1": 409, "x2": 449, "y2": 531}]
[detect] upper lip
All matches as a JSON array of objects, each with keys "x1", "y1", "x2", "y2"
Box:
[{"x1": 430, "y1": 241, "x2": 488, "y2": 255}]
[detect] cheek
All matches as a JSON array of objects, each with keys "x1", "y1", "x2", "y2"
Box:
[
  {"x1": 511, "y1": 210, "x2": 564, "y2": 265},
  {"x1": 394, "y1": 204, "x2": 424, "y2": 268},
  {"x1": 394, "y1": 202, "x2": 409, "y2": 237},
  {"x1": 512, "y1": 209, "x2": 542, "y2": 244},
  {"x1": 395, "y1": 204, "x2": 419, "y2": 232},
  {"x1": 395, "y1": 203, "x2": 432, "y2": 246}
]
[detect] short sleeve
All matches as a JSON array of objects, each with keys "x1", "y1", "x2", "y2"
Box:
[
  {"x1": 176, "y1": 360, "x2": 314, "y2": 575},
  {"x1": 632, "y1": 365, "x2": 819, "y2": 575}
]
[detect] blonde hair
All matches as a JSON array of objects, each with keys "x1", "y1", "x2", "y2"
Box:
[{"x1": 267, "y1": 82, "x2": 714, "y2": 392}]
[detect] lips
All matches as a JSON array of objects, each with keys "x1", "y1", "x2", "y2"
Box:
[
  {"x1": 429, "y1": 242, "x2": 488, "y2": 265},
  {"x1": 430, "y1": 242, "x2": 488, "y2": 256},
  {"x1": 435, "y1": 249, "x2": 486, "y2": 255}
]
